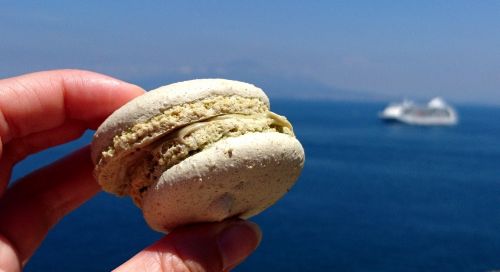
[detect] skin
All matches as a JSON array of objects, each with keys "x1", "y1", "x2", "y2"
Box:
[{"x1": 0, "y1": 70, "x2": 261, "y2": 272}]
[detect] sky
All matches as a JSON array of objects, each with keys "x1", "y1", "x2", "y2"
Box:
[{"x1": 1, "y1": 1, "x2": 500, "y2": 104}]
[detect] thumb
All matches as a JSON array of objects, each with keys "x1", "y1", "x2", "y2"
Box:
[{"x1": 114, "y1": 220, "x2": 262, "y2": 272}]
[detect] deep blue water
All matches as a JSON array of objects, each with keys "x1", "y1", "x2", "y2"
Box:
[{"x1": 13, "y1": 100, "x2": 500, "y2": 272}]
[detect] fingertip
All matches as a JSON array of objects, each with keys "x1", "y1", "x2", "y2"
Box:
[
  {"x1": 217, "y1": 220, "x2": 262, "y2": 271},
  {"x1": 120, "y1": 82, "x2": 146, "y2": 96},
  {"x1": 60, "y1": 70, "x2": 146, "y2": 125},
  {"x1": 55, "y1": 69, "x2": 145, "y2": 95}
]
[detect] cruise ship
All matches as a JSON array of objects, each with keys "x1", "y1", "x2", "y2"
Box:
[{"x1": 379, "y1": 97, "x2": 458, "y2": 126}]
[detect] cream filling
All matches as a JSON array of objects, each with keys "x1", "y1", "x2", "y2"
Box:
[
  {"x1": 129, "y1": 112, "x2": 294, "y2": 206},
  {"x1": 101, "y1": 96, "x2": 268, "y2": 160},
  {"x1": 174, "y1": 112, "x2": 292, "y2": 144}
]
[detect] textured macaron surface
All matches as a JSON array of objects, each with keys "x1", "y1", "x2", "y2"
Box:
[{"x1": 91, "y1": 79, "x2": 305, "y2": 231}]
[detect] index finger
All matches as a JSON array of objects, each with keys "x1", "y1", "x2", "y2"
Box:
[
  {"x1": 0, "y1": 69, "x2": 145, "y2": 190},
  {"x1": 0, "y1": 69, "x2": 145, "y2": 144}
]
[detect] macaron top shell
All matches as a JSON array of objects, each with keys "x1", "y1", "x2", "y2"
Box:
[{"x1": 91, "y1": 79, "x2": 269, "y2": 164}]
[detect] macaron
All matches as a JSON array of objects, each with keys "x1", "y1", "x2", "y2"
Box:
[{"x1": 91, "y1": 79, "x2": 305, "y2": 232}]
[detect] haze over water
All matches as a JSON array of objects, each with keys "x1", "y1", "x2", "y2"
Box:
[{"x1": 2, "y1": 1, "x2": 500, "y2": 105}]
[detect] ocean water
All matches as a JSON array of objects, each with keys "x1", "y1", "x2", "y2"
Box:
[{"x1": 13, "y1": 100, "x2": 500, "y2": 272}]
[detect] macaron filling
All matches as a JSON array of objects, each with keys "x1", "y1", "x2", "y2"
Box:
[
  {"x1": 102, "y1": 95, "x2": 268, "y2": 158},
  {"x1": 129, "y1": 112, "x2": 294, "y2": 206},
  {"x1": 96, "y1": 95, "x2": 269, "y2": 195}
]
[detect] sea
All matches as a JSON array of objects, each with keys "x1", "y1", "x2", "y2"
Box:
[{"x1": 12, "y1": 100, "x2": 500, "y2": 272}]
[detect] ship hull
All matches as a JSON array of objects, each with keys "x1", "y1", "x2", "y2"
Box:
[{"x1": 379, "y1": 98, "x2": 458, "y2": 126}]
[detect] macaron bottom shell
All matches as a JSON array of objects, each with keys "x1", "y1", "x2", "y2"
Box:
[
  {"x1": 141, "y1": 132, "x2": 305, "y2": 232},
  {"x1": 128, "y1": 112, "x2": 293, "y2": 206}
]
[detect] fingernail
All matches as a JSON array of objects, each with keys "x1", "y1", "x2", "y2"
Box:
[{"x1": 217, "y1": 221, "x2": 262, "y2": 270}]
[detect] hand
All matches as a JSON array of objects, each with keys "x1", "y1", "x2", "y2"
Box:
[{"x1": 0, "y1": 70, "x2": 261, "y2": 272}]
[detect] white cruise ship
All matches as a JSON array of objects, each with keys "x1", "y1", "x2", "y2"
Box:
[{"x1": 379, "y1": 97, "x2": 458, "y2": 126}]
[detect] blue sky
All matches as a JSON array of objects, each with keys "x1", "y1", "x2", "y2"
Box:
[{"x1": 1, "y1": 1, "x2": 499, "y2": 104}]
